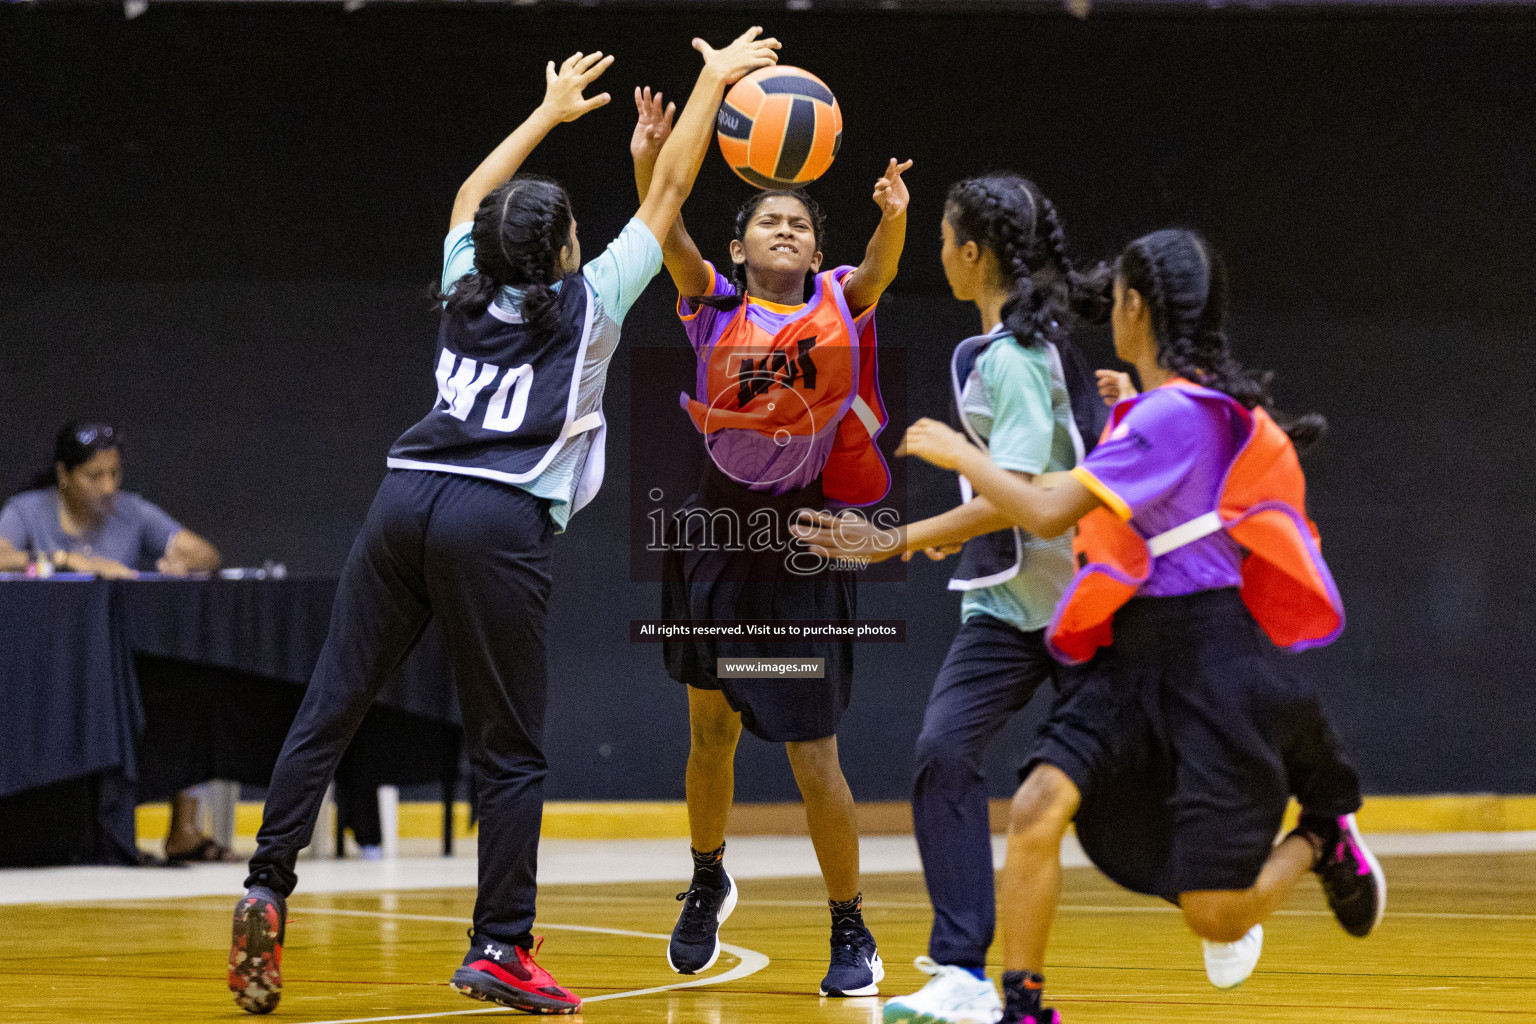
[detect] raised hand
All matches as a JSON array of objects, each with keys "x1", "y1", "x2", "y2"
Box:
[
  {"x1": 896, "y1": 418, "x2": 972, "y2": 471},
  {"x1": 692, "y1": 26, "x2": 781, "y2": 85},
  {"x1": 872, "y1": 158, "x2": 914, "y2": 220},
  {"x1": 1096, "y1": 368, "x2": 1137, "y2": 407},
  {"x1": 540, "y1": 51, "x2": 615, "y2": 124},
  {"x1": 630, "y1": 86, "x2": 677, "y2": 165}
]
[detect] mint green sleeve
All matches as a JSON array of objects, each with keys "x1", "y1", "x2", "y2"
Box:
[
  {"x1": 442, "y1": 222, "x2": 476, "y2": 296},
  {"x1": 980, "y1": 341, "x2": 1056, "y2": 475},
  {"x1": 581, "y1": 217, "x2": 665, "y2": 326}
]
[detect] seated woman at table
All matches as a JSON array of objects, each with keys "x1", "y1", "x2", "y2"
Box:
[
  {"x1": 1, "y1": 419, "x2": 231, "y2": 862},
  {"x1": 0, "y1": 420, "x2": 220, "y2": 578}
]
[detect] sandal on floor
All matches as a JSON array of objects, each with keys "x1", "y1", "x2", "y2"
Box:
[
  {"x1": 137, "y1": 850, "x2": 189, "y2": 869},
  {"x1": 166, "y1": 837, "x2": 239, "y2": 864}
]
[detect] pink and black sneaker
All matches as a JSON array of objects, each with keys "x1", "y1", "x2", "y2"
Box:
[
  {"x1": 450, "y1": 934, "x2": 580, "y2": 1015},
  {"x1": 1293, "y1": 812, "x2": 1386, "y2": 937},
  {"x1": 228, "y1": 886, "x2": 285, "y2": 1014}
]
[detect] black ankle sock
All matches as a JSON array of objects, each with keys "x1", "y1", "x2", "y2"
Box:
[
  {"x1": 1001, "y1": 970, "x2": 1045, "y2": 1017},
  {"x1": 690, "y1": 843, "x2": 727, "y2": 889},
  {"x1": 1293, "y1": 812, "x2": 1338, "y2": 868},
  {"x1": 829, "y1": 894, "x2": 864, "y2": 931}
]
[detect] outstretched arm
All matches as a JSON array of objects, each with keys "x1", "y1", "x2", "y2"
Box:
[
  {"x1": 631, "y1": 87, "x2": 713, "y2": 297},
  {"x1": 634, "y1": 28, "x2": 781, "y2": 248},
  {"x1": 54, "y1": 550, "x2": 138, "y2": 579},
  {"x1": 841, "y1": 158, "x2": 913, "y2": 313},
  {"x1": 901, "y1": 491, "x2": 1024, "y2": 550},
  {"x1": 898, "y1": 418, "x2": 1103, "y2": 538},
  {"x1": 449, "y1": 51, "x2": 616, "y2": 229},
  {"x1": 791, "y1": 489, "x2": 1021, "y2": 564}
]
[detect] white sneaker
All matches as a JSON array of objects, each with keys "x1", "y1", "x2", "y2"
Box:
[
  {"x1": 882, "y1": 957, "x2": 1002, "y2": 1024},
  {"x1": 1202, "y1": 924, "x2": 1263, "y2": 989}
]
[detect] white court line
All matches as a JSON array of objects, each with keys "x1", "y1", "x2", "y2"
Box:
[
  {"x1": 533, "y1": 895, "x2": 1536, "y2": 923},
  {"x1": 9, "y1": 832, "x2": 1532, "y2": 907},
  {"x1": 286, "y1": 906, "x2": 769, "y2": 1024},
  {"x1": 95, "y1": 894, "x2": 1536, "y2": 925}
]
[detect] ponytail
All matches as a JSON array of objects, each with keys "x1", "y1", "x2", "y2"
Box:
[
  {"x1": 1118, "y1": 229, "x2": 1326, "y2": 452},
  {"x1": 945, "y1": 172, "x2": 1109, "y2": 447}
]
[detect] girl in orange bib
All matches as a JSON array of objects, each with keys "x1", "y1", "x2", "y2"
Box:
[{"x1": 631, "y1": 87, "x2": 909, "y2": 997}]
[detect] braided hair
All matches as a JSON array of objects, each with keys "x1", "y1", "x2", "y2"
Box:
[
  {"x1": 1117, "y1": 228, "x2": 1326, "y2": 451},
  {"x1": 945, "y1": 172, "x2": 1113, "y2": 447},
  {"x1": 434, "y1": 175, "x2": 576, "y2": 357},
  {"x1": 944, "y1": 172, "x2": 1112, "y2": 347},
  {"x1": 692, "y1": 188, "x2": 828, "y2": 312}
]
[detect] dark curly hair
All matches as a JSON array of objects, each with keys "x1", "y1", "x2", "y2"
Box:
[
  {"x1": 945, "y1": 172, "x2": 1112, "y2": 448},
  {"x1": 433, "y1": 176, "x2": 577, "y2": 357},
  {"x1": 691, "y1": 188, "x2": 828, "y2": 312},
  {"x1": 1117, "y1": 228, "x2": 1326, "y2": 451}
]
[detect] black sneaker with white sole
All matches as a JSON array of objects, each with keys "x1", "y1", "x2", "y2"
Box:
[
  {"x1": 667, "y1": 873, "x2": 737, "y2": 974},
  {"x1": 1293, "y1": 812, "x2": 1386, "y2": 937},
  {"x1": 820, "y1": 924, "x2": 883, "y2": 997}
]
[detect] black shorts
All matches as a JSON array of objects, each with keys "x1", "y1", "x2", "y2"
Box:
[
  {"x1": 662, "y1": 468, "x2": 856, "y2": 743},
  {"x1": 1027, "y1": 588, "x2": 1358, "y2": 900}
]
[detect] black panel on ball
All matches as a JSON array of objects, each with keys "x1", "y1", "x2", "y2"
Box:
[
  {"x1": 774, "y1": 97, "x2": 819, "y2": 184},
  {"x1": 756, "y1": 74, "x2": 837, "y2": 107},
  {"x1": 716, "y1": 102, "x2": 753, "y2": 141},
  {"x1": 734, "y1": 164, "x2": 790, "y2": 190}
]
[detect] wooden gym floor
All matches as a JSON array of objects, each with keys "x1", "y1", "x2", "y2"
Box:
[{"x1": 1, "y1": 853, "x2": 1532, "y2": 1023}]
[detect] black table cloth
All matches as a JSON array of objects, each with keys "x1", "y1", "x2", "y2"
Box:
[
  {"x1": 120, "y1": 577, "x2": 460, "y2": 725},
  {"x1": 0, "y1": 576, "x2": 460, "y2": 867},
  {"x1": 0, "y1": 581, "x2": 143, "y2": 865}
]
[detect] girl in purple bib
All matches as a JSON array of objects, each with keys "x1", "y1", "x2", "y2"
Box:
[
  {"x1": 899, "y1": 229, "x2": 1384, "y2": 1024},
  {"x1": 629, "y1": 87, "x2": 913, "y2": 996}
]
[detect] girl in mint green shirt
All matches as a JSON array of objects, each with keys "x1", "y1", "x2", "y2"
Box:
[{"x1": 794, "y1": 171, "x2": 1109, "y2": 1024}]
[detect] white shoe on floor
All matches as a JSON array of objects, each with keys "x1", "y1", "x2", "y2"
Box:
[
  {"x1": 881, "y1": 957, "x2": 1002, "y2": 1023},
  {"x1": 1203, "y1": 923, "x2": 1263, "y2": 989}
]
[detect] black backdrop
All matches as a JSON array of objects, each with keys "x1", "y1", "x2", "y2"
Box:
[{"x1": 2, "y1": 5, "x2": 1533, "y2": 799}]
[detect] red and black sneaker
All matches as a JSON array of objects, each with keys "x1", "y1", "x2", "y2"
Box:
[
  {"x1": 228, "y1": 886, "x2": 285, "y2": 1014},
  {"x1": 450, "y1": 934, "x2": 580, "y2": 1015}
]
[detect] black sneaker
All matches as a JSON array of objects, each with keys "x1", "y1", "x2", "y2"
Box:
[
  {"x1": 667, "y1": 873, "x2": 737, "y2": 974},
  {"x1": 228, "y1": 886, "x2": 285, "y2": 1015},
  {"x1": 1294, "y1": 812, "x2": 1386, "y2": 937},
  {"x1": 1001, "y1": 971, "x2": 1061, "y2": 1024},
  {"x1": 819, "y1": 924, "x2": 883, "y2": 997}
]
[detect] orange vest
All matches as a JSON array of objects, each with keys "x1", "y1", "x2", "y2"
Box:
[
  {"x1": 1046, "y1": 381, "x2": 1344, "y2": 665},
  {"x1": 680, "y1": 269, "x2": 890, "y2": 506}
]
